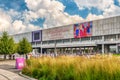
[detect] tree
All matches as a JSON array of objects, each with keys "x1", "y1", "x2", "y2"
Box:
[
  {"x1": 8, "y1": 37, "x2": 16, "y2": 59},
  {"x1": 0, "y1": 31, "x2": 15, "y2": 59},
  {"x1": 17, "y1": 37, "x2": 32, "y2": 59}
]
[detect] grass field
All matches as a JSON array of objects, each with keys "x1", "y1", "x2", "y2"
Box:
[{"x1": 22, "y1": 55, "x2": 120, "y2": 80}]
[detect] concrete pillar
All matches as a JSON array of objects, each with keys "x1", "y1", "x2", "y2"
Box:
[
  {"x1": 71, "y1": 48, "x2": 73, "y2": 54},
  {"x1": 102, "y1": 44, "x2": 104, "y2": 54},
  {"x1": 90, "y1": 37, "x2": 92, "y2": 41},
  {"x1": 116, "y1": 44, "x2": 118, "y2": 53},
  {"x1": 41, "y1": 41, "x2": 42, "y2": 55},
  {"x1": 116, "y1": 34, "x2": 118, "y2": 40},
  {"x1": 102, "y1": 36, "x2": 104, "y2": 41},
  {"x1": 54, "y1": 41, "x2": 57, "y2": 54},
  {"x1": 84, "y1": 47, "x2": 85, "y2": 54}
]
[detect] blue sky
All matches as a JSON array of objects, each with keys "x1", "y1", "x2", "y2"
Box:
[{"x1": 0, "y1": 0, "x2": 120, "y2": 34}]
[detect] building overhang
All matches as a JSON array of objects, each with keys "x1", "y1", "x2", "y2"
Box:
[{"x1": 42, "y1": 42, "x2": 97, "y2": 48}]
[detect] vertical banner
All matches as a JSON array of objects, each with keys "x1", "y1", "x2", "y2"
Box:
[
  {"x1": 32, "y1": 30, "x2": 42, "y2": 42},
  {"x1": 74, "y1": 21, "x2": 92, "y2": 38}
]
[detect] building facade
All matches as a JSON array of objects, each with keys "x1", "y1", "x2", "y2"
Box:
[{"x1": 12, "y1": 15, "x2": 120, "y2": 54}]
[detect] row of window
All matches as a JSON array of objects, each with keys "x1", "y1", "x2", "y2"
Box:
[{"x1": 31, "y1": 34, "x2": 120, "y2": 45}]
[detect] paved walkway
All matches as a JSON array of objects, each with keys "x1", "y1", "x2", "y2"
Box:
[
  {"x1": 0, "y1": 60, "x2": 30, "y2": 80},
  {"x1": 0, "y1": 69, "x2": 29, "y2": 80}
]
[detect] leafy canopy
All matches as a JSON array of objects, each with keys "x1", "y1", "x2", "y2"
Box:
[
  {"x1": 0, "y1": 31, "x2": 15, "y2": 54},
  {"x1": 17, "y1": 37, "x2": 32, "y2": 55}
]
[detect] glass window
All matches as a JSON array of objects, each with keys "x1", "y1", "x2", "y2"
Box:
[
  {"x1": 81, "y1": 37, "x2": 90, "y2": 41},
  {"x1": 43, "y1": 41, "x2": 48, "y2": 44},
  {"x1": 48, "y1": 40, "x2": 54, "y2": 44},
  {"x1": 63, "y1": 39, "x2": 70, "y2": 43},
  {"x1": 71, "y1": 38, "x2": 80, "y2": 42},
  {"x1": 104, "y1": 35, "x2": 116, "y2": 41},
  {"x1": 56, "y1": 40, "x2": 63, "y2": 43},
  {"x1": 91, "y1": 36, "x2": 102, "y2": 41},
  {"x1": 34, "y1": 32, "x2": 40, "y2": 40},
  {"x1": 118, "y1": 34, "x2": 120, "y2": 39}
]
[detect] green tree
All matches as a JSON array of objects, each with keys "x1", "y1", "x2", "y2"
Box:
[
  {"x1": 8, "y1": 37, "x2": 16, "y2": 59},
  {"x1": 0, "y1": 31, "x2": 15, "y2": 59},
  {"x1": 17, "y1": 37, "x2": 32, "y2": 58}
]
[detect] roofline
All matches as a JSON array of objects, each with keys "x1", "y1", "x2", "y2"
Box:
[{"x1": 11, "y1": 14, "x2": 120, "y2": 36}]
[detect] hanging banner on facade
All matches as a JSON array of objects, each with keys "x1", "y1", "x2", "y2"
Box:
[
  {"x1": 74, "y1": 21, "x2": 92, "y2": 38},
  {"x1": 32, "y1": 30, "x2": 42, "y2": 42}
]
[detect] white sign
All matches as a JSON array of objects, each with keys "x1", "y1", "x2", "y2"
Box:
[{"x1": 43, "y1": 25, "x2": 74, "y2": 41}]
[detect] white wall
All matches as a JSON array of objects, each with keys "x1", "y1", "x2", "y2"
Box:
[{"x1": 12, "y1": 32, "x2": 32, "y2": 43}]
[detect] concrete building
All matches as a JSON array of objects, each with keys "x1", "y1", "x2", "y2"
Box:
[{"x1": 12, "y1": 15, "x2": 120, "y2": 54}]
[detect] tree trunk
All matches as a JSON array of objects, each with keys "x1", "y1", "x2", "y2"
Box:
[
  {"x1": 13, "y1": 55, "x2": 15, "y2": 60},
  {"x1": 26, "y1": 54, "x2": 28, "y2": 60},
  {"x1": 9, "y1": 54, "x2": 12, "y2": 60},
  {"x1": 4, "y1": 55, "x2": 6, "y2": 60}
]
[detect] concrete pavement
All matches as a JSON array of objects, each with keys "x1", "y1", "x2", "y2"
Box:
[
  {"x1": 0, "y1": 69, "x2": 29, "y2": 80},
  {"x1": 0, "y1": 60, "x2": 35, "y2": 80}
]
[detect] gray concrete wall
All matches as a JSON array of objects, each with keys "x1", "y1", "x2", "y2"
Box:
[
  {"x1": 42, "y1": 25, "x2": 74, "y2": 41},
  {"x1": 12, "y1": 32, "x2": 32, "y2": 43},
  {"x1": 93, "y1": 16, "x2": 120, "y2": 36}
]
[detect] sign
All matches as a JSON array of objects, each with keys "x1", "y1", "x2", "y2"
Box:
[
  {"x1": 16, "y1": 58, "x2": 25, "y2": 70},
  {"x1": 43, "y1": 25, "x2": 73, "y2": 41},
  {"x1": 74, "y1": 21, "x2": 92, "y2": 38},
  {"x1": 32, "y1": 30, "x2": 42, "y2": 42}
]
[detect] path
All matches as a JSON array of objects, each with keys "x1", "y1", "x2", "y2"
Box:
[{"x1": 0, "y1": 60, "x2": 31, "y2": 80}]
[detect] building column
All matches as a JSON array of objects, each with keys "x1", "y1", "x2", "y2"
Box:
[
  {"x1": 41, "y1": 41, "x2": 42, "y2": 55},
  {"x1": 116, "y1": 44, "x2": 118, "y2": 53},
  {"x1": 71, "y1": 48, "x2": 73, "y2": 54},
  {"x1": 102, "y1": 44, "x2": 104, "y2": 54},
  {"x1": 54, "y1": 41, "x2": 57, "y2": 54},
  {"x1": 116, "y1": 34, "x2": 118, "y2": 40},
  {"x1": 116, "y1": 35, "x2": 118, "y2": 53}
]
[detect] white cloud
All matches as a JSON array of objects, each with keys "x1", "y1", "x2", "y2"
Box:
[
  {"x1": 1, "y1": 0, "x2": 120, "y2": 35},
  {"x1": 24, "y1": 0, "x2": 83, "y2": 28},
  {"x1": 103, "y1": 4, "x2": 120, "y2": 17},
  {"x1": 86, "y1": 13, "x2": 103, "y2": 20},
  {"x1": 74, "y1": 0, "x2": 120, "y2": 21},
  {"x1": 0, "y1": 9, "x2": 12, "y2": 33},
  {"x1": 85, "y1": 4, "x2": 120, "y2": 21},
  {"x1": 0, "y1": 8, "x2": 40, "y2": 35},
  {"x1": 118, "y1": 0, "x2": 120, "y2": 5},
  {"x1": 12, "y1": 20, "x2": 40, "y2": 34},
  {"x1": 74, "y1": 0, "x2": 114, "y2": 10}
]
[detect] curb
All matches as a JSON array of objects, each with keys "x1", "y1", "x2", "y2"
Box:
[{"x1": 19, "y1": 72, "x2": 37, "y2": 80}]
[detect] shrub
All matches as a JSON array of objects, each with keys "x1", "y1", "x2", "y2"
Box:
[{"x1": 22, "y1": 55, "x2": 120, "y2": 80}]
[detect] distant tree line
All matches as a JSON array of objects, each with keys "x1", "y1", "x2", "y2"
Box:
[{"x1": 0, "y1": 31, "x2": 32, "y2": 60}]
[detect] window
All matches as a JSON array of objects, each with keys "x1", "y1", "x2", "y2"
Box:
[
  {"x1": 56, "y1": 40, "x2": 63, "y2": 43},
  {"x1": 48, "y1": 40, "x2": 54, "y2": 44},
  {"x1": 104, "y1": 35, "x2": 116, "y2": 41},
  {"x1": 71, "y1": 38, "x2": 80, "y2": 42},
  {"x1": 34, "y1": 32, "x2": 40, "y2": 40},
  {"x1": 63, "y1": 39, "x2": 70, "y2": 43},
  {"x1": 32, "y1": 30, "x2": 42, "y2": 42},
  {"x1": 43, "y1": 41, "x2": 48, "y2": 44},
  {"x1": 81, "y1": 37, "x2": 90, "y2": 41},
  {"x1": 91, "y1": 36, "x2": 102, "y2": 41}
]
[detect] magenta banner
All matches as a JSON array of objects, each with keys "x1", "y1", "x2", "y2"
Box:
[{"x1": 74, "y1": 21, "x2": 92, "y2": 38}]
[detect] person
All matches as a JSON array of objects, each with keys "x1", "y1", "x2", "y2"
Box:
[
  {"x1": 86, "y1": 22, "x2": 91, "y2": 36},
  {"x1": 74, "y1": 24, "x2": 79, "y2": 38},
  {"x1": 76, "y1": 26, "x2": 79, "y2": 38},
  {"x1": 83, "y1": 23, "x2": 87, "y2": 37},
  {"x1": 79, "y1": 24, "x2": 84, "y2": 37}
]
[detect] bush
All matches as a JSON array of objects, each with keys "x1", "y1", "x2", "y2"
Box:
[{"x1": 22, "y1": 55, "x2": 120, "y2": 80}]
